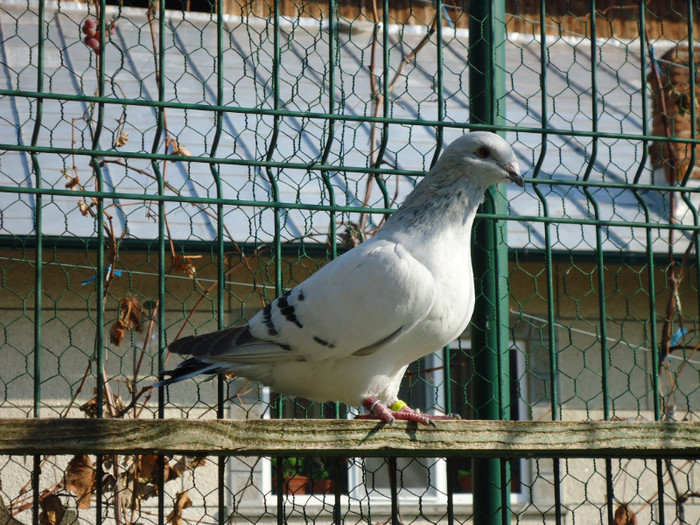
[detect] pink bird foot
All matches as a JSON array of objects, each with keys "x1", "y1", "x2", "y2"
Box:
[{"x1": 357, "y1": 395, "x2": 460, "y2": 427}]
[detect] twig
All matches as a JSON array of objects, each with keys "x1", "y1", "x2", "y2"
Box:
[
  {"x1": 10, "y1": 483, "x2": 63, "y2": 516},
  {"x1": 114, "y1": 386, "x2": 153, "y2": 418},
  {"x1": 99, "y1": 160, "x2": 180, "y2": 193},
  {"x1": 61, "y1": 360, "x2": 95, "y2": 418},
  {"x1": 133, "y1": 242, "x2": 275, "y2": 418},
  {"x1": 358, "y1": 11, "x2": 439, "y2": 233}
]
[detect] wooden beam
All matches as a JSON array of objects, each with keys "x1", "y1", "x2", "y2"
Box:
[{"x1": 1, "y1": 418, "x2": 699, "y2": 458}]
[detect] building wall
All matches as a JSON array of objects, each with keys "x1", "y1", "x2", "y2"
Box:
[
  {"x1": 3, "y1": 247, "x2": 698, "y2": 416},
  {"x1": 3, "y1": 246, "x2": 699, "y2": 522},
  {"x1": 511, "y1": 258, "x2": 700, "y2": 419}
]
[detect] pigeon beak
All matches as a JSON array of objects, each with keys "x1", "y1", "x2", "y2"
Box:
[{"x1": 503, "y1": 161, "x2": 524, "y2": 188}]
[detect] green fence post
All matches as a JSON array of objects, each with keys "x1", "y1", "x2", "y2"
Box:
[{"x1": 469, "y1": 2, "x2": 510, "y2": 525}]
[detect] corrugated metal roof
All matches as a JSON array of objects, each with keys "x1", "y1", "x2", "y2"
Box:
[{"x1": 0, "y1": 1, "x2": 688, "y2": 254}]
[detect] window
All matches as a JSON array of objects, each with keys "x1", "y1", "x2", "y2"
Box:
[{"x1": 247, "y1": 339, "x2": 531, "y2": 508}]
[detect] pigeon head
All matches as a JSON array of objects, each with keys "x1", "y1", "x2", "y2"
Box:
[{"x1": 438, "y1": 131, "x2": 524, "y2": 189}]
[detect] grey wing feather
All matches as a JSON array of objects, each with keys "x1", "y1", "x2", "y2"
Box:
[{"x1": 167, "y1": 325, "x2": 294, "y2": 363}]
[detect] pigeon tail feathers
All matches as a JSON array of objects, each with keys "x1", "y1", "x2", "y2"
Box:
[
  {"x1": 168, "y1": 325, "x2": 250, "y2": 358},
  {"x1": 155, "y1": 358, "x2": 222, "y2": 387}
]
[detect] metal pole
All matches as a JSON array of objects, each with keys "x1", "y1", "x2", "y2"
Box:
[{"x1": 469, "y1": 2, "x2": 509, "y2": 525}]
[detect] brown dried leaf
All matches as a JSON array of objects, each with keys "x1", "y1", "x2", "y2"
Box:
[
  {"x1": 171, "y1": 142, "x2": 192, "y2": 158},
  {"x1": 79, "y1": 396, "x2": 97, "y2": 418},
  {"x1": 135, "y1": 455, "x2": 181, "y2": 485},
  {"x1": 109, "y1": 318, "x2": 126, "y2": 346},
  {"x1": 110, "y1": 295, "x2": 144, "y2": 346},
  {"x1": 139, "y1": 455, "x2": 175, "y2": 483},
  {"x1": 166, "y1": 457, "x2": 183, "y2": 483},
  {"x1": 80, "y1": 389, "x2": 125, "y2": 418},
  {"x1": 63, "y1": 455, "x2": 96, "y2": 510},
  {"x1": 171, "y1": 255, "x2": 197, "y2": 278},
  {"x1": 338, "y1": 221, "x2": 364, "y2": 248},
  {"x1": 170, "y1": 455, "x2": 207, "y2": 477},
  {"x1": 190, "y1": 456, "x2": 207, "y2": 468},
  {"x1": 614, "y1": 504, "x2": 637, "y2": 525},
  {"x1": 111, "y1": 392, "x2": 126, "y2": 414},
  {"x1": 62, "y1": 171, "x2": 80, "y2": 190},
  {"x1": 39, "y1": 495, "x2": 65, "y2": 525},
  {"x1": 121, "y1": 455, "x2": 154, "y2": 511},
  {"x1": 166, "y1": 491, "x2": 192, "y2": 525},
  {"x1": 121, "y1": 477, "x2": 157, "y2": 512},
  {"x1": 121, "y1": 455, "x2": 182, "y2": 511},
  {"x1": 77, "y1": 200, "x2": 91, "y2": 217},
  {"x1": 115, "y1": 131, "x2": 129, "y2": 147},
  {"x1": 120, "y1": 295, "x2": 143, "y2": 332},
  {"x1": 136, "y1": 454, "x2": 158, "y2": 484}
]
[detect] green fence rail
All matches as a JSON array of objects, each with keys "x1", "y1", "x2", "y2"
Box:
[{"x1": 2, "y1": 0, "x2": 700, "y2": 523}]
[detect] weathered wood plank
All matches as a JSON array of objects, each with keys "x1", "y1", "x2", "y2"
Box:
[{"x1": 1, "y1": 418, "x2": 699, "y2": 458}]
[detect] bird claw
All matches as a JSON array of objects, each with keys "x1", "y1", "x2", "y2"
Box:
[{"x1": 357, "y1": 396, "x2": 459, "y2": 426}]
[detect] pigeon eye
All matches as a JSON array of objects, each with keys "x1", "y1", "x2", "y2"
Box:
[{"x1": 476, "y1": 146, "x2": 490, "y2": 159}]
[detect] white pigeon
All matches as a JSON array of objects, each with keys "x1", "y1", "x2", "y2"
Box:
[{"x1": 156, "y1": 132, "x2": 523, "y2": 425}]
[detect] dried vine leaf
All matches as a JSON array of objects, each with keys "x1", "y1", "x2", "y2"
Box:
[
  {"x1": 77, "y1": 200, "x2": 92, "y2": 217},
  {"x1": 137, "y1": 455, "x2": 181, "y2": 485},
  {"x1": 171, "y1": 142, "x2": 192, "y2": 158},
  {"x1": 338, "y1": 221, "x2": 364, "y2": 248},
  {"x1": 80, "y1": 389, "x2": 125, "y2": 418},
  {"x1": 109, "y1": 320, "x2": 127, "y2": 346},
  {"x1": 171, "y1": 255, "x2": 198, "y2": 278},
  {"x1": 120, "y1": 454, "x2": 187, "y2": 511},
  {"x1": 170, "y1": 455, "x2": 207, "y2": 477},
  {"x1": 109, "y1": 295, "x2": 143, "y2": 346},
  {"x1": 62, "y1": 171, "x2": 80, "y2": 190},
  {"x1": 136, "y1": 454, "x2": 159, "y2": 483},
  {"x1": 614, "y1": 503, "x2": 637, "y2": 525},
  {"x1": 115, "y1": 132, "x2": 129, "y2": 147},
  {"x1": 166, "y1": 491, "x2": 192, "y2": 525},
  {"x1": 120, "y1": 295, "x2": 143, "y2": 331},
  {"x1": 63, "y1": 455, "x2": 96, "y2": 510},
  {"x1": 39, "y1": 495, "x2": 64, "y2": 525},
  {"x1": 121, "y1": 455, "x2": 156, "y2": 511}
]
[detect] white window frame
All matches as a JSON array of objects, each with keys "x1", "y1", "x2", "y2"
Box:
[{"x1": 237, "y1": 339, "x2": 530, "y2": 510}]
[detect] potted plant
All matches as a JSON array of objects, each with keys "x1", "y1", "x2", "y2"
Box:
[
  {"x1": 276, "y1": 457, "x2": 309, "y2": 495},
  {"x1": 307, "y1": 458, "x2": 332, "y2": 494},
  {"x1": 457, "y1": 469, "x2": 473, "y2": 493}
]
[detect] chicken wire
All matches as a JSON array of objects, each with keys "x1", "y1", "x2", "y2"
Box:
[{"x1": 1, "y1": 0, "x2": 700, "y2": 523}]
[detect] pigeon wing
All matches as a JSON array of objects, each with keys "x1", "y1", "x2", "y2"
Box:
[
  {"x1": 168, "y1": 238, "x2": 436, "y2": 366},
  {"x1": 262, "y1": 237, "x2": 437, "y2": 362}
]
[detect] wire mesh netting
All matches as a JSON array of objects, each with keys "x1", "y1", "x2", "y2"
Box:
[{"x1": 1, "y1": 0, "x2": 700, "y2": 523}]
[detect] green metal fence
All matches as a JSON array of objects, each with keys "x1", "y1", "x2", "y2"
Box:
[{"x1": 1, "y1": 0, "x2": 700, "y2": 523}]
